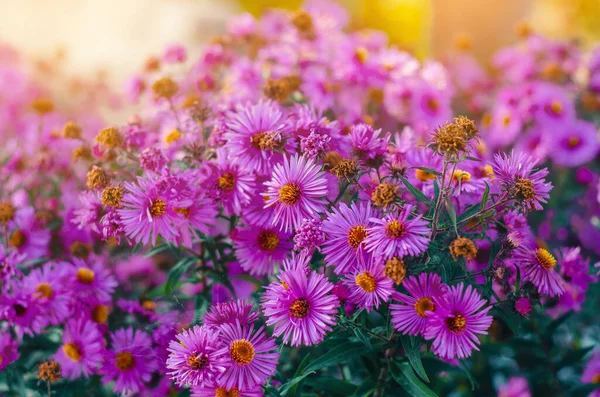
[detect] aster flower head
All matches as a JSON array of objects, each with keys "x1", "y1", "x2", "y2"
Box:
[
  {"x1": 513, "y1": 245, "x2": 565, "y2": 297},
  {"x1": 293, "y1": 217, "x2": 325, "y2": 253},
  {"x1": 7, "y1": 206, "x2": 51, "y2": 261},
  {"x1": 343, "y1": 256, "x2": 394, "y2": 312},
  {"x1": 322, "y1": 201, "x2": 377, "y2": 275},
  {"x1": 233, "y1": 226, "x2": 292, "y2": 276},
  {"x1": 300, "y1": 130, "x2": 331, "y2": 159},
  {"x1": 203, "y1": 298, "x2": 260, "y2": 328},
  {"x1": 69, "y1": 258, "x2": 117, "y2": 304},
  {"x1": 497, "y1": 377, "x2": 531, "y2": 397},
  {"x1": 492, "y1": 151, "x2": 552, "y2": 211},
  {"x1": 191, "y1": 384, "x2": 264, "y2": 397},
  {"x1": 263, "y1": 154, "x2": 328, "y2": 232},
  {"x1": 261, "y1": 267, "x2": 339, "y2": 346},
  {"x1": 390, "y1": 273, "x2": 448, "y2": 336},
  {"x1": 166, "y1": 325, "x2": 226, "y2": 386},
  {"x1": 549, "y1": 120, "x2": 598, "y2": 167},
  {"x1": 54, "y1": 318, "x2": 104, "y2": 379},
  {"x1": 364, "y1": 204, "x2": 430, "y2": 258},
  {"x1": 101, "y1": 328, "x2": 158, "y2": 395},
  {"x1": 23, "y1": 263, "x2": 71, "y2": 325},
  {"x1": 215, "y1": 322, "x2": 279, "y2": 391},
  {"x1": 349, "y1": 123, "x2": 389, "y2": 162},
  {"x1": 0, "y1": 333, "x2": 19, "y2": 371},
  {"x1": 582, "y1": 353, "x2": 600, "y2": 389}
]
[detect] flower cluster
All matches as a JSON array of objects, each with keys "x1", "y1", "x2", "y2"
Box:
[{"x1": 1, "y1": 3, "x2": 599, "y2": 397}]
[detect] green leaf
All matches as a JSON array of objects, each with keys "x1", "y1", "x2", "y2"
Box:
[
  {"x1": 351, "y1": 325, "x2": 372, "y2": 350},
  {"x1": 400, "y1": 176, "x2": 434, "y2": 206},
  {"x1": 165, "y1": 257, "x2": 197, "y2": 294},
  {"x1": 265, "y1": 385, "x2": 283, "y2": 397},
  {"x1": 304, "y1": 341, "x2": 372, "y2": 373},
  {"x1": 414, "y1": 167, "x2": 442, "y2": 176},
  {"x1": 557, "y1": 346, "x2": 594, "y2": 368},
  {"x1": 132, "y1": 242, "x2": 143, "y2": 255},
  {"x1": 458, "y1": 359, "x2": 478, "y2": 391},
  {"x1": 480, "y1": 182, "x2": 490, "y2": 212},
  {"x1": 307, "y1": 377, "x2": 358, "y2": 397},
  {"x1": 444, "y1": 199, "x2": 458, "y2": 235},
  {"x1": 544, "y1": 312, "x2": 573, "y2": 341},
  {"x1": 144, "y1": 243, "x2": 170, "y2": 258},
  {"x1": 390, "y1": 361, "x2": 438, "y2": 397},
  {"x1": 352, "y1": 377, "x2": 379, "y2": 397},
  {"x1": 278, "y1": 371, "x2": 316, "y2": 395},
  {"x1": 400, "y1": 335, "x2": 429, "y2": 382}
]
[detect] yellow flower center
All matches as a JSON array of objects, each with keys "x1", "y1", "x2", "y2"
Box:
[
  {"x1": 385, "y1": 220, "x2": 407, "y2": 239},
  {"x1": 116, "y1": 352, "x2": 135, "y2": 371},
  {"x1": 218, "y1": 173, "x2": 236, "y2": 191},
  {"x1": 0, "y1": 201, "x2": 15, "y2": 224},
  {"x1": 535, "y1": 248, "x2": 557, "y2": 270},
  {"x1": 142, "y1": 300, "x2": 157, "y2": 312},
  {"x1": 76, "y1": 268, "x2": 95, "y2": 285},
  {"x1": 278, "y1": 183, "x2": 301, "y2": 205},
  {"x1": 173, "y1": 207, "x2": 191, "y2": 218},
  {"x1": 347, "y1": 225, "x2": 368, "y2": 249},
  {"x1": 567, "y1": 136, "x2": 580, "y2": 148},
  {"x1": 69, "y1": 241, "x2": 91, "y2": 259},
  {"x1": 216, "y1": 387, "x2": 240, "y2": 397},
  {"x1": 250, "y1": 131, "x2": 280, "y2": 150},
  {"x1": 63, "y1": 343, "x2": 82, "y2": 362},
  {"x1": 446, "y1": 313, "x2": 467, "y2": 333},
  {"x1": 187, "y1": 353, "x2": 209, "y2": 370},
  {"x1": 414, "y1": 297, "x2": 435, "y2": 317},
  {"x1": 549, "y1": 100, "x2": 563, "y2": 115},
  {"x1": 355, "y1": 271, "x2": 377, "y2": 293},
  {"x1": 91, "y1": 304, "x2": 109, "y2": 324},
  {"x1": 384, "y1": 257, "x2": 406, "y2": 285},
  {"x1": 101, "y1": 186, "x2": 124, "y2": 208},
  {"x1": 514, "y1": 178, "x2": 536, "y2": 201},
  {"x1": 427, "y1": 97, "x2": 439, "y2": 112},
  {"x1": 149, "y1": 199, "x2": 166, "y2": 217},
  {"x1": 165, "y1": 129, "x2": 181, "y2": 144},
  {"x1": 415, "y1": 169, "x2": 436, "y2": 182},
  {"x1": 258, "y1": 231, "x2": 280, "y2": 252},
  {"x1": 8, "y1": 230, "x2": 27, "y2": 248},
  {"x1": 355, "y1": 47, "x2": 368, "y2": 64},
  {"x1": 502, "y1": 115, "x2": 511, "y2": 127},
  {"x1": 482, "y1": 165, "x2": 494, "y2": 177},
  {"x1": 452, "y1": 170, "x2": 471, "y2": 184},
  {"x1": 592, "y1": 373, "x2": 600, "y2": 384},
  {"x1": 36, "y1": 283, "x2": 53, "y2": 299},
  {"x1": 229, "y1": 340, "x2": 255, "y2": 366},
  {"x1": 289, "y1": 298, "x2": 310, "y2": 318}
]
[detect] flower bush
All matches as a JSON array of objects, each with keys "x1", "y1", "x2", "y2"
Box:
[{"x1": 1, "y1": 2, "x2": 600, "y2": 396}]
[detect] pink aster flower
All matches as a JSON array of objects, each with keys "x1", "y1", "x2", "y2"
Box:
[
  {"x1": 54, "y1": 318, "x2": 104, "y2": 379},
  {"x1": 224, "y1": 101, "x2": 295, "y2": 175},
  {"x1": 203, "y1": 298, "x2": 259, "y2": 328},
  {"x1": 101, "y1": 328, "x2": 158, "y2": 395},
  {"x1": 390, "y1": 273, "x2": 448, "y2": 336},
  {"x1": 497, "y1": 376, "x2": 531, "y2": 397},
  {"x1": 68, "y1": 258, "x2": 117, "y2": 304},
  {"x1": 215, "y1": 322, "x2": 279, "y2": 391},
  {"x1": 0, "y1": 333, "x2": 19, "y2": 371},
  {"x1": 349, "y1": 123, "x2": 389, "y2": 162},
  {"x1": 322, "y1": 201, "x2": 377, "y2": 275},
  {"x1": 300, "y1": 130, "x2": 331, "y2": 159},
  {"x1": 163, "y1": 43, "x2": 187, "y2": 64},
  {"x1": 166, "y1": 325, "x2": 226, "y2": 386},
  {"x1": 582, "y1": 353, "x2": 600, "y2": 395},
  {"x1": 424, "y1": 283, "x2": 493, "y2": 360},
  {"x1": 492, "y1": 151, "x2": 552, "y2": 211},
  {"x1": 191, "y1": 384, "x2": 264, "y2": 397},
  {"x1": 205, "y1": 150, "x2": 255, "y2": 216},
  {"x1": 232, "y1": 226, "x2": 292, "y2": 276},
  {"x1": 549, "y1": 119, "x2": 598, "y2": 167},
  {"x1": 261, "y1": 266, "x2": 339, "y2": 346},
  {"x1": 174, "y1": 195, "x2": 218, "y2": 248},
  {"x1": 1, "y1": 292, "x2": 44, "y2": 337},
  {"x1": 7, "y1": 206, "x2": 50, "y2": 260},
  {"x1": 513, "y1": 246, "x2": 565, "y2": 297},
  {"x1": 263, "y1": 154, "x2": 328, "y2": 232},
  {"x1": 515, "y1": 297, "x2": 532, "y2": 315},
  {"x1": 364, "y1": 204, "x2": 430, "y2": 258},
  {"x1": 343, "y1": 257, "x2": 393, "y2": 312},
  {"x1": 139, "y1": 147, "x2": 167, "y2": 172},
  {"x1": 23, "y1": 263, "x2": 71, "y2": 325}
]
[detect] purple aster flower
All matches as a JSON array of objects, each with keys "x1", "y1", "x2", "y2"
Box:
[
  {"x1": 101, "y1": 328, "x2": 158, "y2": 395},
  {"x1": 582, "y1": 353, "x2": 600, "y2": 394},
  {"x1": 100, "y1": 207, "x2": 125, "y2": 242},
  {"x1": 261, "y1": 267, "x2": 339, "y2": 346},
  {"x1": 0, "y1": 245, "x2": 23, "y2": 286},
  {"x1": 7, "y1": 206, "x2": 50, "y2": 260},
  {"x1": 232, "y1": 226, "x2": 292, "y2": 276},
  {"x1": 0, "y1": 332, "x2": 19, "y2": 371},
  {"x1": 390, "y1": 273, "x2": 448, "y2": 336},
  {"x1": 300, "y1": 130, "x2": 331, "y2": 159},
  {"x1": 68, "y1": 258, "x2": 117, "y2": 304},
  {"x1": 1, "y1": 292, "x2": 44, "y2": 337},
  {"x1": 531, "y1": 82, "x2": 575, "y2": 126},
  {"x1": 203, "y1": 298, "x2": 259, "y2": 328},
  {"x1": 242, "y1": 181, "x2": 277, "y2": 228},
  {"x1": 72, "y1": 191, "x2": 102, "y2": 231},
  {"x1": 191, "y1": 384, "x2": 263, "y2": 397},
  {"x1": 23, "y1": 263, "x2": 71, "y2": 325},
  {"x1": 174, "y1": 195, "x2": 218, "y2": 248},
  {"x1": 206, "y1": 150, "x2": 255, "y2": 216},
  {"x1": 54, "y1": 318, "x2": 104, "y2": 379},
  {"x1": 263, "y1": 154, "x2": 328, "y2": 232},
  {"x1": 364, "y1": 204, "x2": 430, "y2": 258},
  {"x1": 409, "y1": 80, "x2": 452, "y2": 128},
  {"x1": 492, "y1": 151, "x2": 552, "y2": 211},
  {"x1": 549, "y1": 120, "x2": 598, "y2": 167},
  {"x1": 215, "y1": 322, "x2": 279, "y2": 391},
  {"x1": 293, "y1": 218, "x2": 325, "y2": 253},
  {"x1": 497, "y1": 377, "x2": 531, "y2": 397},
  {"x1": 424, "y1": 283, "x2": 493, "y2": 360},
  {"x1": 139, "y1": 147, "x2": 167, "y2": 172},
  {"x1": 349, "y1": 123, "x2": 389, "y2": 162},
  {"x1": 163, "y1": 43, "x2": 187, "y2": 63},
  {"x1": 513, "y1": 245, "x2": 565, "y2": 297},
  {"x1": 322, "y1": 201, "x2": 376, "y2": 275},
  {"x1": 343, "y1": 257, "x2": 393, "y2": 312},
  {"x1": 515, "y1": 297, "x2": 532, "y2": 316},
  {"x1": 224, "y1": 101, "x2": 295, "y2": 175},
  {"x1": 166, "y1": 325, "x2": 226, "y2": 386}
]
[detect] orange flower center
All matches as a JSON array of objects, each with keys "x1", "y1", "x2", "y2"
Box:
[
  {"x1": 76, "y1": 268, "x2": 95, "y2": 285},
  {"x1": 446, "y1": 313, "x2": 467, "y2": 333},
  {"x1": 347, "y1": 225, "x2": 368, "y2": 249},
  {"x1": 115, "y1": 352, "x2": 135, "y2": 371},
  {"x1": 385, "y1": 220, "x2": 406, "y2": 239},
  {"x1": 355, "y1": 271, "x2": 377, "y2": 293},
  {"x1": 187, "y1": 353, "x2": 209, "y2": 370},
  {"x1": 414, "y1": 297, "x2": 435, "y2": 317},
  {"x1": 8, "y1": 230, "x2": 27, "y2": 248},
  {"x1": 258, "y1": 231, "x2": 280, "y2": 251},
  {"x1": 278, "y1": 183, "x2": 301, "y2": 205},
  {"x1": 149, "y1": 199, "x2": 166, "y2": 217},
  {"x1": 289, "y1": 298, "x2": 310, "y2": 318},
  {"x1": 229, "y1": 340, "x2": 255, "y2": 366},
  {"x1": 63, "y1": 343, "x2": 82, "y2": 362},
  {"x1": 36, "y1": 283, "x2": 53, "y2": 299},
  {"x1": 535, "y1": 248, "x2": 557, "y2": 270},
  {"x1": 218, "y1": 173, "x2": 235, "y2": 191}
]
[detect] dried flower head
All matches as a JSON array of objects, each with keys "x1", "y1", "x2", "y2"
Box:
[
  {"x1": 38, "y1": 360, "x2": 61, "y2": 382},
  {"x1": 63, "y1": 121, "x2": 82, "y2": 139},
  {"x1": 384, "y1": 257, "x2": 407, "y2": 285},
  {"x1": 371, "y1": 183, "x2": 398, "y2": 208},
  {"x1": 101, "y1": 186, "x2": 125, "y2": 208},
  {"x1": 95, "y1": 127, "x2": 123, "y2": 150},
  {"x1": 152, "y1": 77, "x2": 178, "y2": 99},
  {"x1": 453, "y1": 116, "x2": 478, "y2": 140},
  {"x1": 87, "y1": 166, "x2": 110, "y2": 189},
  {"x1": 449, "y1": 237, "x2": 478, "y2": 261},
  {"x1": 324, "y1": 151, "x2": 343, "y2": 169},
  {"x1": 31, "y1": 98, "x2": 54, "y2": 115},
  {"x1": 264, "y1": 76, "x2": 301, "y2": 103},
  {"x1": 72, "y1": 146, "x2": 92, "y2": 161},
  {"x1": 291, "y1": 10, "x2": 315, "y2": 39},
  {"x1": 69, "y1": 241, "x2": 92, "y2": 259},
  {"x1": 330, "y1": 159, "x2": 357, "y2": 180},
  {"x1": 430, "y1": 123, "x2": 468, "y2": 158}
]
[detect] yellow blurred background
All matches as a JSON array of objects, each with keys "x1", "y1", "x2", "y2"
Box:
[{"x1": 1, "y1": 0, "x2": 598, "y2": 84}]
